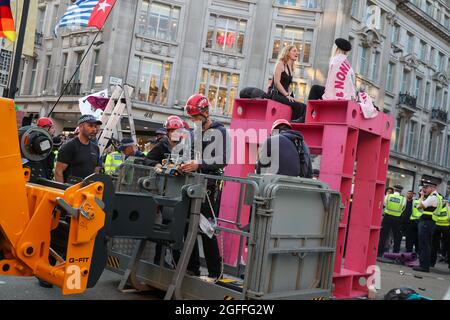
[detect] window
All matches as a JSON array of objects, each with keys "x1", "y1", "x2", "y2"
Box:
[
  {"x1": 414, "y1": 76, "x2": 422, "y2": 99},
  {"x1": 434, "y1": 86, "x2": 442, "y2": 109},
  {"x1": 275, "y1": 0, "x2": 318, "y2": 8},
  {"x1": 406, "y1": 121, "x2": 416, "y2": 156},
  {"x1": 371, "y1": 51, "x2": 380, "y2": 82},
  {"x1": 90, "y1": 50, "x2": 99, "y2": 88},
  {"x1": 394, "y1": 117, "x2": 401, "y2": 152},
  {"x1": 29, "y1": 59, "x2": 37, "y2": 95},
  {"x1": 43, "y1": 55, "x2": 51, "y2": 90},
  {"x1": 0, "y1": 49, "x2": 12, "y2": 72},
  {"x1": 359, "y1": 46, "x2": 368, "y2": 76},
  {"x1": 60, "y1": 54, "x2": 69, "y2": 92},
  {"x1": 391, "y1": 24, "x2": 400, "y2": 44},
  {"x1": 426, "y1": 1, "x2": 433, "y2": 16},
  {"x1": 438, "y1": 52, "x2": 445, "y2": 71},
  {"x1": 351, "y1": 0, "x2": 359, "y2": 17},
  {"x1": 424, "y1": 82, "x2": 431, "y2": 107},
  {"x1": 445, "y1": 136, "x2": 450, "y2": 167},
  {"x1": 445, "y1": 15, "x2": 449, "y2": 29},
  {"x1": 37, "y1": 7, "x2": 46, "y2": 34},
  {"x1": 206, "y1": 15, "x2": 247, "y2": 54},
  {"x1": 386, "y1": 62, "x2": 395, "y2": 91},
  {"x1": 199, "y1": 69, "x2": 239, "y2": 115},
  {"x1": 400, "y1": 69, "x2": 410, "y2": 93},
  {"x1": 271, "y1": 26, "x2": 313, "y2": 63},
  {"x1": 427, "y1": 130, "x2": 433, "y2": 161},
  {"x1": 430, "y1": 47, "x2": 435, "y2": 65},
  {"x1": 444, "y1": 91, "x2": 448, "y2": 112},
  {"x1": 73, "y1": 51, "x2": 83, "y2": 83},
  {"x1": 406, "y1": 32, "x2": 414, "y2": 53},
  {"x1": 52, "y1": 5, "x2": 59, "y2": 30},
  {"x1": 291, "y1": 81, "x2": 307, "y2": 103},
  {"x1": 138, "y1": 1, "x2": 180, "y2": 42},
  {"x1": 417, "y1": 124, "x2": 425, "y2": 158},
  {"x1": 419, "y1": 40, "x2": 427, "y2": 60},
  {"x1": 135, "y1": 57, "x2": 171, "y2": 106}
]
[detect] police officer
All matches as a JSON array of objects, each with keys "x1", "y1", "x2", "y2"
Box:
[
  {"x1": 407, "y1": 193, "x2": 421, "y2": 253},
  {"x1": 413, "y1": 180, "x2": 442, "y2": 272},
  {"x1": 119, "y1": 138, "x2": 145, "y2": 160},
  {"x1": 181, "y1": 93, "x2": 230, "y2": 280},
  {"x1": 431, "y1": 198, "x2": 450, "y2": 269},
  {"x1": 378, "y1": 185, "x2": 406, "y2": 257},
  {"x1": 155, "y1": 128, "x2": 167, "y2": 142},
  {"x1": 104, "y1": 147, "x2": 123, "y2": 175}
]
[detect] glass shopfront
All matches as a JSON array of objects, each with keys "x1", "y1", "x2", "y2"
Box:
[{"x1": 386, "y1": 166, "x2": 416, "y2": 193}]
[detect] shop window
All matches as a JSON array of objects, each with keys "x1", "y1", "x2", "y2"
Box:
[
  {"x1": 134, "y1": 56, "x2": 171, "y2": 106},
  {"x1": 206, "y1": 15, "x2": 247, "y2": 54},
  {"x1": 199, "y1": 69, "x2": 240, "y2": 116},
  {"x1": 272, "y1": 25, "x2": 313, "y2": 63}
]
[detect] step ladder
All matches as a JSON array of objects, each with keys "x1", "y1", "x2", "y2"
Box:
[{"x1": 97, "y1": 84, "x2": 136, "y2": 156}]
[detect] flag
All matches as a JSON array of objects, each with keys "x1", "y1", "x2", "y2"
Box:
[
  {"x1": 79, "y1": 89, "x2": 108, "y2": 118},
  {"x1": 0, "y1": 0, "x2": 16, "y2": 42},
  {"x1": 54, "y1": 0, "x2": 116, "y2": 36}
]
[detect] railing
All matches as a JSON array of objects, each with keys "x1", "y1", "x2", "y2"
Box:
[
  {"x1": 61, "y1": 82, "x2": 82, "y2": 96},
  {"x1": 398, "y1": 92, "x2": 417, "y2": 109},
  {"x1": 431, "y1": 108, "x2": 448, "y2": 123}
]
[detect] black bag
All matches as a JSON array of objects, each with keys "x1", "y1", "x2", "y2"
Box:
[
  {"x1": 239, "y1": 87, "x2": 268, "y2": 99},
  {"x1": 293, "y1": 136, "x2": 313, "y2": 179},
  {"x1": 384, "y1": 288, "x2": 418, "y2": 300}
]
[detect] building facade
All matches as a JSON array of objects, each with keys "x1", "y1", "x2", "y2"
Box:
[{"x1": 14, "y1": 0, "x2": 450, "y2": 194}]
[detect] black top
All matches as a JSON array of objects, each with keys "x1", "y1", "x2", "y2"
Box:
[
  {"x1": 279, "y1": 64, "x2": 293, "y2": 93},
  {"x1": 257, "y1": 130, "x2": 303, "y2": 176},
  {"x1": 145, "y1": 137, "x2": 172, "y2": 166},
  {"x1": 402, "y1": 199, "x2": 414, "y2": 223},
  {"x1": 57, "y1": 137, "x2": 100, "y2": 183}
]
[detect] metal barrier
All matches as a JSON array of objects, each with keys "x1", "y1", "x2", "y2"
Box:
[{"x1": 106, "y1": 163, "x2": 341, "y2": 300}]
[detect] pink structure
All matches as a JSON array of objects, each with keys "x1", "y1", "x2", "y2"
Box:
[{"x1": 219, "y1": 98, "x2": 393, "y2": 299}]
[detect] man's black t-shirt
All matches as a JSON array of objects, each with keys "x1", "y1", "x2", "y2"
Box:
[{"x1": 57, "y1": 137, "x2": 100, "y2": 182}]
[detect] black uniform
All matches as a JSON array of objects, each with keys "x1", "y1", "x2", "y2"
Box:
[{"x1": 189, "y1": 121, "x2": 230, "y2": 278}]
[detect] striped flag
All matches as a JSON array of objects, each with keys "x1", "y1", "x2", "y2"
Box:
[
  {"x1": 0, "y1": 0, "x2": 16, "y2": 42},
  {"x1": 54, "y1": 0, "x2": 116, "y2": 36}
]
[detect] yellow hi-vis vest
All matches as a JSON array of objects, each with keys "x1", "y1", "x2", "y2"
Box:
[
  {"x1": 105, "y1": 151, "x2": 123, "y2": 175},
  {"x1": 384, "y1": 194, "x2": 405, "y2": 217},
  {"x1": 433, "y1": 197, "x2": 449, "y2": 227},
  {"x1": 410, "y1": 199, "x2": 422, "y2": 220},
  {"x1": 421, "y1": 193, "x2": 442, "y2": 217}
]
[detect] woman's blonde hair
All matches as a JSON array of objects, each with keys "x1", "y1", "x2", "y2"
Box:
[{"x1": 278, "y1": 45, "x2": 297, "y2": 64}]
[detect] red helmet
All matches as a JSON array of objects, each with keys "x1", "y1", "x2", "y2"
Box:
[
  {"x1": 185, "y1": 94, "x2": 209, "y2": 116},
  {"x1": 271, "y1": 119, "x2": 292, "y2": 133},
  {"x1": 164, "y1": 115, "x2": 184, "y2": 130},
  {"x1": 37, "y1": 117, "x2": 54, "y2": 128}
]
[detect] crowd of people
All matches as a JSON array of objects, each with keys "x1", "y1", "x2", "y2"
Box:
[{"x1": 378, "y1": 183, "x2": 450, "y2": 272}]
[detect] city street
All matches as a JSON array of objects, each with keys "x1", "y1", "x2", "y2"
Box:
[{"x1": 1, "y1": 262, "x2": 449, "y2": 300}]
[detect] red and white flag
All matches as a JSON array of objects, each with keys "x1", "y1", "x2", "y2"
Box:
[{"x1": 88, "y1": 0, "x2": 116, "y2": 29}]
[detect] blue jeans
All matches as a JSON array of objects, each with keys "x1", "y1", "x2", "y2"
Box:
[{"x1": 418, "y1": 220, "x2": 435, "y2": 269}]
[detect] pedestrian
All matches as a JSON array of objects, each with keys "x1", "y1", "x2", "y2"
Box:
[
  {"x1": 407, "y1": 192, "x2": 421, "y2": 253},
  {"x1": 119, "y1": 138, "x2": 145, "y2": 160},
  {"x1": 268, "y1": 45, "x2": 306, "y2": 122},
  {"x1": 104, "y1": 146, "x2": 123, "y2": 175},
  {"x1": 413, "y1": 180, "x2": 442, "y2": 272},
  {"x1": 181, "y1": 93, "x2": 230, "y2": 280},
  {"x1": 402, "y1": 191, "x2": 415, "y2": 250},
  {"x1": 155, "y1": 128, "x2": 167, "y2": 142},
  {"x1": 431, "y1": 198, "x2": 450, "y2": 269},
  {"x1": 54, "y1": 115, "x2": 102, "y2": 184},
  {"x1": 308, "y1": 38, "x2": 356, "y2": 101},
  {"x1": 378, "y1": 185, "x2": 406, "y2": 257},
  {"x1": 256, "y1": 119, "x2": 312, "y2": 178}
]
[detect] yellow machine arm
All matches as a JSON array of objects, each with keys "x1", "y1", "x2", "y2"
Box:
[{"x1": 0, "y1": 98, "x2": 106, "y2": 294}]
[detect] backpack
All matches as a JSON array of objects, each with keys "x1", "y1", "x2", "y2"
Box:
[
  {"x1": 292, "y1": 136, "x2": 313, "y2": 179},
  {"x1": 239, "y1": 87, "x2": 269, "y2": 99}
]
